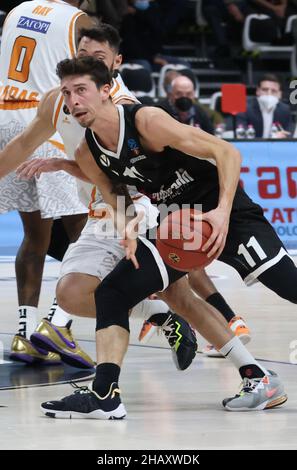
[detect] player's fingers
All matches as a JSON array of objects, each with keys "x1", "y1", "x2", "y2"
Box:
[
  {"x1": 215, "y1": 234, "x2": 227, "y2": 259},
  {"x1": 27, "y1": 162, "x2": 43, "y2": 179},
  {"x1": 191, "y1": 213, "x2": 203, "y2": 222},
  {"x1": 127, "y1": 250, "x2": 139, "y2": 269},
  {"x1": 16, "y1": 159, "x2": 38, "y2": 173},
  {"x1": 16, "y1": 163, "x2": 33, "y2": 177},
  {"x1": 201, "y1": 228, "x2": 218, "y2": 252},
  {"x1": 207, "y1": 232, "x2": 225, "y2": 259}
]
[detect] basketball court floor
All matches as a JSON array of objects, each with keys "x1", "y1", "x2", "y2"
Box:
[{"x1": 1, "y1": 247, "x2": 297, "y2": 450}]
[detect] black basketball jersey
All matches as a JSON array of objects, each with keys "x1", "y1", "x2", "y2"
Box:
[{"x1": 85, "y1": 104, "x2": 255, "y2": 212}]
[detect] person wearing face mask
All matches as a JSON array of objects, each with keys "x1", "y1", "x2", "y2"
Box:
[
  {"x1": 158, "y1": 75, "x2": 215, "y2": 134},
  {"x1": 237, "y1": 74, "x2": 293, "y2": 138}
]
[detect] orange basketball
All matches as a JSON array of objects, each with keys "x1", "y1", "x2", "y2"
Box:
[{"x1": 156, "y1": 208, "x2": 213, "y2": 271}]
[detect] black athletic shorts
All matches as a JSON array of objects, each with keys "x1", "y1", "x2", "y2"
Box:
[{"x1": 177, "y1": 181, "x2": 291, "y2": 285}]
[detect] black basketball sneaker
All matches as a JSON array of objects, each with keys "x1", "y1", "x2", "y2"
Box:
[
  {"x1": 139, "y1": 312, "x2": 197, "y2": 370},
  {"x1": 41, "y1": 382, "x2": 126, "y2": 419}
]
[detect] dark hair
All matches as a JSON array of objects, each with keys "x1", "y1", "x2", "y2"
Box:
[
  {"x1": 78, "y1": 24, "x2": 121, "y2": 52},
  {"x1": 56, "y1": 56, "x2": 112, "y2": 88},
  {"x1": 257, "y1": 74, "x2": 282, "y2": 88}
]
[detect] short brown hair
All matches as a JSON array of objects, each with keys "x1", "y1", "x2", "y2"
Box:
[
  {"x1": 56, "y1": 56, "x2": 112, "y2": 88},
  {"x1": 257, "y1": 74, "x2": 282, "y2": 89},
  {"x1": 78, "y1": 24, "x2": 121, "y2": 52}
]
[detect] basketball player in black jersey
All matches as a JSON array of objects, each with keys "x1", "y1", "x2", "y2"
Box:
[{"x1": 41, "y1": 57, "x2": 292, "y2": 418}]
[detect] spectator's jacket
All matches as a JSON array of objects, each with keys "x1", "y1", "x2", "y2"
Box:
[
  {"x1": 237, "y1": 97, "x2": 293, "y2": 137},
  {"x1": 157, "y1": 99, "x2": 215, "y2": 134}
]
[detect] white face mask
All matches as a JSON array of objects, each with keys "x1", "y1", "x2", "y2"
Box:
[{"x1": 258, "y1": 94, "x2": 279, "y2": 111}]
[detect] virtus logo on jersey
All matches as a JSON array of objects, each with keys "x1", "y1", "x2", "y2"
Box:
[
  {"x1": 17, "y1": 16, "x2": 51, "y2": 34},
  {"x1": 100, "y1": 154, "x2": 111, "y2": 167}
]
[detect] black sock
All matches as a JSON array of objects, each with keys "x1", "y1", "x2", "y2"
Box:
[
  {"x1": 239, "y1": 364, "x2": 266, "y2": 380},
  {"x1": 149, "y1": 312, "x2": 170, "y2": 326},
  {"x1": 93, "y1": 363, "x2": 120, "y2": 396},
  {"x1": 206, "y1": 293, "x2": 235, "y2": 322}
]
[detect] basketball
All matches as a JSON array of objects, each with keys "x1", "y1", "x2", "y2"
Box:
[{"x1": 156, "y1": 208, "x2": 213, "y2": 271}]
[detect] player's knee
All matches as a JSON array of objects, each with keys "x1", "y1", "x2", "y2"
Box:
[
  {"x1": 22, "y1": 230, "x2": 51, "y2": 255},
  {"x1": 95, "y1": 280, "x2": 130, "y2": 332},
  {"x1": 56, "y1": 274, "x2": 84, "y2": 314}
]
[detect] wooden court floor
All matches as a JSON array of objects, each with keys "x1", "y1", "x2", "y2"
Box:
[{"x1": 1, "y1": 257, "x2": 297, "y2": 450}]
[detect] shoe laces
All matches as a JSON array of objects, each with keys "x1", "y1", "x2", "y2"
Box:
[
  {"x1": 158, "y1": 315, "x2": 178, "y2": 348},
  {"x1": 70, "y1": 381, "x2": 91, "y2": 395},
  {"x1": 239, "y1": 377, "x2": 263, "y2": 396}
]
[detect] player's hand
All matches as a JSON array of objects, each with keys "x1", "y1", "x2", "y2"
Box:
[
  {"x1": 120, "y1": 211, "x2": 144, "y2": 269},
  {"x1": 16, "y1": 158, "x2": 65, "y2": 179},
  {"x1": 192, "y1": 207, "x2": 230, "y2": 259}
]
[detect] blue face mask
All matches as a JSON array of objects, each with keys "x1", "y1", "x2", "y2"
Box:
[{"x1": 134, "y1": 0, "x2": 150, "y2": 11}]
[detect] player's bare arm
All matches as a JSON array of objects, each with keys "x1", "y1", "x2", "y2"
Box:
[
  {"x1": 0, "y1": 88, "x2": 59, "y2": 179},
  {"x1": 136, "y1": 106, "x2": 242, "y2": 259},
  {"x1": 75, "y1": 139, "x2": 142, "y2": 268},
  {"x1": 16, "y1": 157, "x2": 91, "y2": 182},
  {"x1": 74, "y1": 12, "x2": 95, "y2": 44}
]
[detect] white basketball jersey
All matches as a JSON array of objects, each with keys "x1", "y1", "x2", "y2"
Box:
[
  {"x1": 53, "y1": 73, "x2": 139, "y2": 213},
  {"x1": 0, "y1": 0, "x2": 85, "y2": 103}
]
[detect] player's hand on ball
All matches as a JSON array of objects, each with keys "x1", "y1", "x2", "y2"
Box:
[{"x1": 192, "y1": 207, "x2": 230, "y2": 259}]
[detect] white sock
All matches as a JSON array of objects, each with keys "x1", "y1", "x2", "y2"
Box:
[
  {"x1": 219, "y1": 337, "x2": 269, "y2": 377},
  {"x1": 49, "y1": 305, "x2": 71, "y2": 327},
  {"x1": 47, "y1": 297, "x2": 58, "y2": 322},
  {"x1": 131, "y1": 299, "x2": 169, "y2": 319},
  {"x1": 18, "y1": 306, "x2": 38, "y2": 339}
]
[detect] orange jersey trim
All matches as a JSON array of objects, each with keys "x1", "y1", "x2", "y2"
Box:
[
  {"x1": 0, "y1": 101, "x2": 39, "y2": 110},
  {"x1": 68, "y1": 11, "x2": 85, "y2": 57},
  {"x1": 53, "y1": 94, "x2": 64, "y2": 129},
  {"x1": 110, "y1": 79, "x2": 120, "y2": 99},
  {"x1": 48, "y1": 139, "x2": 66, "y2": 153}
]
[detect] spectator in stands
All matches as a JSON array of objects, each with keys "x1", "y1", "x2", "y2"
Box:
[
  {"x1": 157, "y1": 0, "x2": 188, "y2": 41},
  {"x1": 251, "y1": 0, "x2": 287, "y2": 19},
  {"x1": 237, "y1": 73, "x2": 293, "y2": 138},
  {"x1": 94, "y1": 1, "x2": 128, "y2": 29},
  {"x1": 158, "y1": 75, "x2": 215, "y2": 133},
  {"x1": 121, "y1": 1, "x2": 163, "y2": 67},
  {"x1": 1, "y1": 1, "x2": 20, "y2": 13},
  {"x1": 202, "y1": 0, "x2": 253, "y2": 58},
  {"x1": 251, "y1": 0, "x2": 295, "y2": 44}
]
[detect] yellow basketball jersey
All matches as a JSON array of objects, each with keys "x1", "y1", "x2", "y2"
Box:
[{"x1": 0, "y1": 0, "x2": 86, "y2": 103}]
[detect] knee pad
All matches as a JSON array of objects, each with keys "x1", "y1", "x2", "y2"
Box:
[{"x1": 95, "y1": 281, "x2": 130, "y2": 332}]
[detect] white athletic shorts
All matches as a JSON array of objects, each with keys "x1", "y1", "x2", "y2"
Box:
[
  {"x1": 59, "y1": 197, "x2": 160, "y2": 280},
  {"x1": 59, "y1": 217, "x2": 125, "y2": 280},
  {"x1": 0, "y1": 107, "x2": 87, "y2": 218}
]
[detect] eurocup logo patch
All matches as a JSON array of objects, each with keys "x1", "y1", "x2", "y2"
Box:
[
  {"x1": 169, "y1": 253, "x2": 180, "y2": 264},
  {"x1": 100, "y1": 154, "x2": 110, "y2": 167}
]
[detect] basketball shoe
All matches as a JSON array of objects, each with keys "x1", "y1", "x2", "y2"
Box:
[
  {"x1": 41, "y1": 382, "x2": 126, "y2": 419},
  {"x1": 202, "y1": 315, "x2": 251, "y2": 357},
  {"x1": 10, "y1": 334, "x2": 61, "y2": 365},
  {"x1": 30, "y1": 319, "x2": 94, "y2": 369},
  {"x1": 139, "y1": 312, "x2": 197, "y2": 370},
  {"x1": 223, "y1": 371, "x2": 287, "y2": 411}
]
